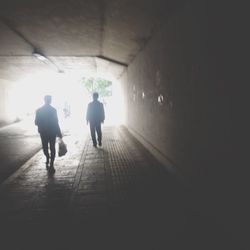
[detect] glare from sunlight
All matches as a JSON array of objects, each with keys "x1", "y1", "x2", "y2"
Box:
[{"x1": 6, "y1": 71, "x2": 125, "y2": 135}]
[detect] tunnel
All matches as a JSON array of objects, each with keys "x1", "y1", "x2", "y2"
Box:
[{"x1": 0, "y1": 0, "x2": 248, "y2": 249}]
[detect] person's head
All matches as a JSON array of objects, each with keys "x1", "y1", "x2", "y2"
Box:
[
  {"x1": 44, "y1": 95, "x2": 52, "y2": 105},
  {"x1": 92, "y1": 92, "x2": 99, "y2": 101}
]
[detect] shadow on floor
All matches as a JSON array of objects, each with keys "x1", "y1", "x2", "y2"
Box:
[{"x1": 0, "y1": 126, "x2": 240, "y2": 250}]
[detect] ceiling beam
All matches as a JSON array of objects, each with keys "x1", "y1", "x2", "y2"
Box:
[
  {"x1": 97, "y1": 56, "x2": 128, "y2": 67},
  {"x1": 0, "y1": 18, "x2": 64, "y2": 73},
  {"x1": 0, "y1": 18, "x2": 34, "y2": 50}
]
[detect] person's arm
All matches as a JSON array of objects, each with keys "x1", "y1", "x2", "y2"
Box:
[
  {"x1": 55, "y1": 110, "x2": 62, "y2": 138},
  {"x1": 101, "y1": 103, "x2": 105, "y2": 123},
  {"x1": 86, "y1": 104, "x2": 90, "y2": 125},
  {"x1": 57, "y1": 125, "x2": 62, "y2": 138},
  {"x1": 35, "y1": 109, "x2": 40, "y2": 127}
]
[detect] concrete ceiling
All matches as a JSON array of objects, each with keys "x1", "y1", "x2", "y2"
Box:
[{"x1": 0, "y1": 0, "x2": 173, "y2": 81}]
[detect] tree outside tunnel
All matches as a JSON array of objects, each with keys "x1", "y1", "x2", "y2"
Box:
[
  {"x1": 80, "y1": 76, "x2": 124, "y2": 126},
  {"x1": 80, "y1": 77, "x2": 112, "y2": 98}
]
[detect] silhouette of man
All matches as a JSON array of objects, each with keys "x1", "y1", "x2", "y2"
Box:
[
  {"x1": 35, "y1": 95, "x2": 62, "y2": 172},
  {"x1": 86, "y1": 92, "x2": 105, "y2": 147}
]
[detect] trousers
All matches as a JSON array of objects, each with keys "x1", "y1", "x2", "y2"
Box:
[
  {"x1": 89, "y1": 122, "x2": 102, "y2": 145},
  {"x1": 40, "y1": 134, "x2": 56, "y2": 163}
]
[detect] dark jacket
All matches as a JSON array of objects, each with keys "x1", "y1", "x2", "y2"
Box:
[
  {"x1": 86, "y1": 100, "x2": 105, "y2": 124},
  {"x1": 35, "y1": 105, "x2": 62, "y2": 137}
]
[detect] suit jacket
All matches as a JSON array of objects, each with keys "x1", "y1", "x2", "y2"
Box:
[
  {"x1": 35, "y1": 104, "x2": 62, "y2": 137},
  {"x1": 86, "y1": 100, "x2": 105, "y2": 124}
]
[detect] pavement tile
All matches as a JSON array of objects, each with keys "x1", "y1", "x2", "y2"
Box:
[{"x1": 0, "y1": 126, "x2": 238, "y2": 250}]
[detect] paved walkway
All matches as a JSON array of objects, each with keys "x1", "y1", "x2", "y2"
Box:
[
  {"x1": 0, "y1": 127, "x2": 238, "y2": 250},
  {"x1": 0, "y1": 118, "x2": 41, "y2": 183}
]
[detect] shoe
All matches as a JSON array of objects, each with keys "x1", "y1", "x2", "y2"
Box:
[
  {"x1": 98, "y1": 141, "x2": 102, "y2": 147},
  {"x1": 49, "y1": 166, "x2": 56, "y2": 174},
  {"x1": 93, "y1": 143, "x2": 97, "y2": 147},
  {"x1": 49, "y1": 162, "x2": 55, "y2": 173}
]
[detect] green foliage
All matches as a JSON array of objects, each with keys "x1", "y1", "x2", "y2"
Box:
[{"x1": 81, "y1": 77, "x2": 112, "y2": 97}]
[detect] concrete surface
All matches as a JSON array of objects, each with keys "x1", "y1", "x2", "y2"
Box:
[
  {"x1": 0, "y1": 118, "x2": 41, "y2": 183},
  {"x1": 0, "y1": 0, "x2": 176, "y2": 81},
  {"x1": 120, "y1": 1, "x2": 249, "y2": 248},
  {"x1": 0, "y1": 126, "x2": 239, "y2": 250}
]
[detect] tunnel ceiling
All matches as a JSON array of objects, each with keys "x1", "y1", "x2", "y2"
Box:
[{"x1": 0, "y1": 0, "x2": 174, "y2": 81}]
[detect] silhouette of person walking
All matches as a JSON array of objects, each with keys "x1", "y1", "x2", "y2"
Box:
[
  {"x1": 86, "y1": 92, "x2": 105, "y2": 147},
  {"x1": 35, "y1": 95, "x2": 62, "y2": 173}
]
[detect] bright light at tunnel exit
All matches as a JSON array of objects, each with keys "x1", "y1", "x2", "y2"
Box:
[{"x1": 7, "y1": 72, "x2": 125, "y2": 133}]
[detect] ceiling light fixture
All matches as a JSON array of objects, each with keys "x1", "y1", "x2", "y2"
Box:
[
  {"x1": 32, "y1": 49, "x2": 64, "y2": 74},
  {"x1": 32, "y1": 50, "x2": 48, "y2": 61}
]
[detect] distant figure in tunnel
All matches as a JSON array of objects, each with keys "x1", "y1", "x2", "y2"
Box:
[
  {"x1": 86, "y1": 92, "x2": 105, "y2": 147},
  {"x1": 35, "y1": 95, "x2": 62, "y2": 173}
]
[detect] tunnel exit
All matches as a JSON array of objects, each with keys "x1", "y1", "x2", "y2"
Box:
[{"x1": 4, "y1": 71, "x2": 125, "y2": 134}]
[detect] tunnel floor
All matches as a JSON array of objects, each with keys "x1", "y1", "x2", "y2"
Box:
[
  {"x1": 0, "y1": 126, "x2": 237, "y2": 250},
  {"x1": 0, "y1": 118, "x2": 41, "y2": 183}
]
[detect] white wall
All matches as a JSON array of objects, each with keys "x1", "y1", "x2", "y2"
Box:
[{"x1": 0, "y1": 79, "x2": 16, "y2": 125}]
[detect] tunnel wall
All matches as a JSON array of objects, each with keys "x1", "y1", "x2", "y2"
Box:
[
  {"x1": 0, "y1": 79, "x2": 15, "y2": 126},
  {"x1": 121, "y1": 0, "x2": 248, "y2": 247}
]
